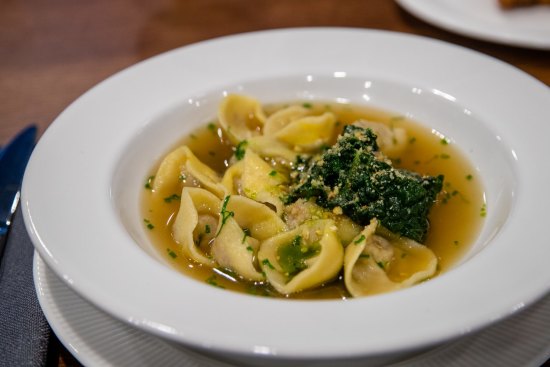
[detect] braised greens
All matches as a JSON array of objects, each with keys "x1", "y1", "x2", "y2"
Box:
[{"x1": 287, "y1": 125, "x2": 443, "y2": 242}]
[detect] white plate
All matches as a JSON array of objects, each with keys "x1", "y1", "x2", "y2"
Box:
[
  {"x1": 396, "y1": 0, "x2": 550, "y2": 49},
  {"x1": 22, "y1": 28, "x2": 550, "y2": 360},
  {"x1": 34, "y1": 253, "x2": 550, "y2": 366}
]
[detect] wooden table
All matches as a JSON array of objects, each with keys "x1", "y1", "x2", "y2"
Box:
[{"x1": 1, "y1": 1, "x2": 549, "y2": 366}]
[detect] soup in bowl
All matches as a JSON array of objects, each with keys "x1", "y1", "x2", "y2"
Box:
[{"x1": 139, "y1": 93, "x2": 486, "y2": 301}]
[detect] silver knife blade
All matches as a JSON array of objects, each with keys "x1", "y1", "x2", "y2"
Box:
[{"x1": 0, "y1": 125, "x2": 37, "y2": 260}]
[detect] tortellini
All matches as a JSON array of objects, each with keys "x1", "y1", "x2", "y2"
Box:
[
  {"x1": 153, "y1": 145, "x2": 226, "y2": 199},
  {"x1": 218, "y1": 94, "x2": 266, "y2": 145},
  {"x1": 274, "y1": 112, "x2": 337, "y2": 152},
  {"x1": 257, "y1": 219, "x2": 344, "y2": 294},
  {"x1": 284, "y1": 199, "x2": 362, "y2": 245},
  {"x1": 151, "y1": 94, "x2": 440, "y2": 298},
  {"x1": 221, "y1": 149, "x2": 288, "y2": 214},
  {"x1": 212, "y1": 195, "x2": 286, "y2": 282},
  {"x1": 247, "y1": 135, "x2": 299, "y2": 165},
  {"x1": 173, "y1": 188, "x2": 286, "y2": 281},
  {"x1": 263, "y1": 105, "x2": 310, "y2": 136},
  {"x1": 353, "y1": 119, "x2": 408, "y2": 157},
  {"x1": 344, "y1": 219, "x2": 438, "y2": 297},
  {"x1": 172, "y1": 187, "x2": 219, "y2": 267}
]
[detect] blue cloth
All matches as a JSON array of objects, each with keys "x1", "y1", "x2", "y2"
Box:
[{"x1": 0, "y1": 209, "x2": 51, "y2": 366}]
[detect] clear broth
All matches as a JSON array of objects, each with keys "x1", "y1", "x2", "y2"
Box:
[{"x1": 142, "y1": 102, "x2": 485, "y2": 299}]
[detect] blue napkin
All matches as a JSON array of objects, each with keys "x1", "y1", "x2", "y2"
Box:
[{"x1": 0, "y1": 208, "x2": 51, "y2": 366}]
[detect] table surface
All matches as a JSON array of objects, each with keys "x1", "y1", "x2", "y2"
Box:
[{"x1": 1, "y1": 1, "x2": 549, "y2": 366}]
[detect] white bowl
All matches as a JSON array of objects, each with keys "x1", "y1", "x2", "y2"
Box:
[{"x1": 22, "y1": 28, "x2": 550, "y2": 365}]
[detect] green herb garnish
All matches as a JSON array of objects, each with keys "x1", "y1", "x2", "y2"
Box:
[
  {"x1": 206, "y1": 275, "x2": 225, "y2": 288},
  {"x1": 144, "y1": 175, "x2": 155, "y2": 190},
  {"x1": 261, "y1": 258, "x2": 275, "y2": 269},
  {"x1": 277, "y1": 236, "x2": 320, "y2": 276},
  {"x1": 287, "y1": 125, "x2": 443, "y2": 243},
  {"x1": 354, "y1": 234, "x2": 366, "y2": 244},
  {"x1": 235, "y1": 140, "x2": 248, "y2": 160},
  {"x1": 164, "y1": 194, "x2": 181, "y2": 203},
  {"x1": 143, "y1": 219, "x2": 154, "y2": 230},
  {"x1": 480, "y1": 203, "x2": 487, "y2": 217},
  {"x1": 216, "y1": 196, "x2": 234, "y2": 236}
]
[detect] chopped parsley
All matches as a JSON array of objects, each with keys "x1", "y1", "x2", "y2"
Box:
[
  {"x1": 143, "y1": 219, "x2": 154, "y2": 230},
  {"x1": 216, "y1": 196, "x2": 234, "y2": 236},
  {"x1": 163, "y1": 194, "x2": 181, "y2": 203},
  {"x1": 166, "y1": 248, "x2": 177, "y2": 259},
  {"x1": 302, "y1": 102, "x2": 312, "y2": 109},
  {"x1": 207, "y1": 122, "x2": 217, "y2": 133},
  {"x1": 440, "y1": 138, "x2": 449, "y2": 145},
  {"x1": 261, "y1": 258, "x2": 275, "y2": 269},
  {"x1": 205, "y1": 224, "x2": 211, "y2": 234},
  {"x1": 441, "y1": 182, "x2": 469, "y2": 205},
  {"x1": 235, "y1": 140, "x2": 248, "y2": 160},
  {"x1": 480, "y1": 203, "x2": 487, "y2": 217},
  {"x1": 466, "y1": 174, "x2": 473, "y2": 181},
  {"x1": 354, "y1": 234, "x2": 366, "y2": 244},
  {"x1": 144, "y1": 175, "x2": 155, "y2": 190},
  {"x1": 268, "y1": 170, "x2": 277, "y2": 177},
  {"x1": 206, "y1": 275, "x2": 225, "y2": 288}
]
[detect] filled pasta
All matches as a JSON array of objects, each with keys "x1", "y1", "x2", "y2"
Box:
[
  {"x1": 218, "y1": 94, "x2": 266, "y2": 145},
  {"x1": 344, "y1": 219, "x2": 438, "y2": 297},
  {"x1": 172, "y1": 187, "x2": 220, "y2": 266},
  {"x1": 258, "y1": 219, "x2": 344, "y2": 294},
  {"x1": 153, "y1": 145, "x2": 226, "y2": 199},
  {"x1": 221, "y1": 149, "x2": 288, "y2": 214}
]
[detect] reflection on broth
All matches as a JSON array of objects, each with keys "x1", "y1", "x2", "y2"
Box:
[{"x1": 142, "y1": 96, "x2": 485, "y2": 300}]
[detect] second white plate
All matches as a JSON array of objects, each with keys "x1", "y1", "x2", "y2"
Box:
[
  {"x1": 396, "y1": 0, "x2": 550, "y2": 49},
  {"x1": 34, "y1": 253, "x2": 550, "y2": 366}
]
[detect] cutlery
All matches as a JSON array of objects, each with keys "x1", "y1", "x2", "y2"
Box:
[{"x1": 0, "y1": 125, "x2": 37, "y2": 261}]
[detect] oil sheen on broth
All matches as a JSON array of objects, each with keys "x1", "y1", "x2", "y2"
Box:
[{"x1": 142, "y1": 102, "x2": 485, "y2": 300}]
